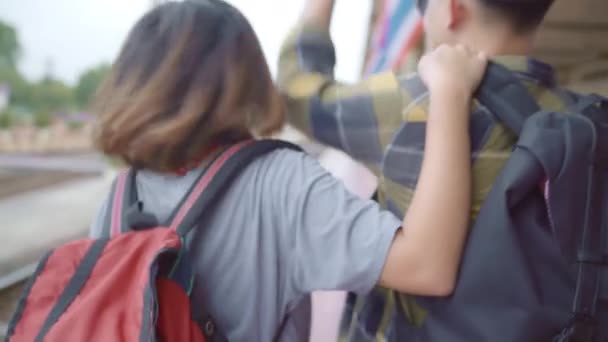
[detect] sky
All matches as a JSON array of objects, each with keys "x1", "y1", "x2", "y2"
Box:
[{"x1": 0, "y1": 0, "x2": 371, "y2": 85}]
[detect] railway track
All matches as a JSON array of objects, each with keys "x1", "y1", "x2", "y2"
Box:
[
  {"x1": 0, "y1": 159, "x2": 103, "y2": 338},
  {"x1": 0, "y1": 169, "x2": 92, "y2": 200}
]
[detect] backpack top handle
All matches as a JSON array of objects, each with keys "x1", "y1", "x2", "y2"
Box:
[{"x1": 475, "y1": 62, "x2": 541, "y2": 136}]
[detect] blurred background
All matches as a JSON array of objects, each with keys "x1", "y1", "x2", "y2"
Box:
[{"x1": 0, "y1": 0, "x2": 606, "y2": 340}]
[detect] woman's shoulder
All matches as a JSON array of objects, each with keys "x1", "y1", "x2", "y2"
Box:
[
  {"x1": 254, "y1": 145, "x2": 326, "y2": 180},
  {"x1": 260, "y1": 145, "x2": 309, "y2": 163}
]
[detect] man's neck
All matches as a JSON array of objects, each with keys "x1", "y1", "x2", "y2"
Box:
[{"x1": 460, "y1": 27, "x2": 536, "y2": 57}]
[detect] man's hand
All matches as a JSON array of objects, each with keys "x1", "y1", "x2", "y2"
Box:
[
  {"x1": 301, "y1": 0, "x2": 336, "y2": 29},
  {"x1": 418, "y1": 44, "x2": 487, "y2": 102}
]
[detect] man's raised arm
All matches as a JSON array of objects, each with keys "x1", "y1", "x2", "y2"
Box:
[{"x1": 277, "y1": 0, "x2": 407, "y2": 166}]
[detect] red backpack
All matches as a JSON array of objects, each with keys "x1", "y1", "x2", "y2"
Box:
[{"x1": 6, "y1": 139, "x2": 299, "y2": 342}]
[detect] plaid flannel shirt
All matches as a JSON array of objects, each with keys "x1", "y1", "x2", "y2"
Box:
[{"x1": 278, "y1": 23, "x2": 573, "y2": 341}]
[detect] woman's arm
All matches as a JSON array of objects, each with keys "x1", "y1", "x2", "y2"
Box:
[{"x1": 379, "y1": 45, "x2": 487, "y2": 295}]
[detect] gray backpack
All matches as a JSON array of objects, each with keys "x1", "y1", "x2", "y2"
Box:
[{"x1": 402, "y1": 63, "x2": 608, "y2": 341}]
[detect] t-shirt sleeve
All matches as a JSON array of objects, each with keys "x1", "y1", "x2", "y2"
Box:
[{"x1": 270, "y1": 150, "x2": 401, "y2": 298}]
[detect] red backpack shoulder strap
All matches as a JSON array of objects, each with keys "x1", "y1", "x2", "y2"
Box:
[
  {"x1": 167, "y1": 139, "x2": 301, "y2": 237},
  {"x1": 100, "y1": 169, "x2": 137, "y2": 238}
]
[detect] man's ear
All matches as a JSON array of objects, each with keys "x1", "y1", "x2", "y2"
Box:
[{"x1": 447, "y1": 0, "x2": 467, "y2": 30}]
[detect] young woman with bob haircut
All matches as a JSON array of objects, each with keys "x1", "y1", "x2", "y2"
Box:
[{"x1": 90, "y1": 0, "x2": 487, "y2": 340}]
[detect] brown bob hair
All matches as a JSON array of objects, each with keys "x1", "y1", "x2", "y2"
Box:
[{"x1": 93, "y1": 0, "x2": 284, "y2": 173}]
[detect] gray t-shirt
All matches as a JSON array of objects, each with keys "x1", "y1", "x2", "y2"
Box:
[{"x1": 90, "y1": 149, "x2": 400, "y2": 342}]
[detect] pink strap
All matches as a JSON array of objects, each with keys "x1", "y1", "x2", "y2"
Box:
[
  {"x1": 169, "y1": 140, "x2": 253, "y2": 231},
  {"x1": 110, "y1": 171, "x2": 129, "y2": 237}
]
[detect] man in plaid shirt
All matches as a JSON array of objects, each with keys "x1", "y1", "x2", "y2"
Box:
[{"x1": 277, "y1": 0, "x2": 580, "y2": 340}]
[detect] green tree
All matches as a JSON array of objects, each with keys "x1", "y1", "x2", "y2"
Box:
[
  {"x1": 29, "y1": 78, "x2": 74, "y2": 114},
  {"x1": 33, "y1": 110, "x2": 52, "y2": 128},
  {"x1": 0, "y1": 65, "x2": 30, "y2": 107},
  {"x1": 0, "y1": 21, "x2": 28, "y2": 109},
  {"x1": 0, "y1": 21, "x2": 78, "y2": 119},
  {"x1": 0, "y1": 108, "x2": 15, "y2": 128},
  {"x1": 0, "y1": 20, "x2": 20, "y2": 70},
  {"x1": 75, "y1": 64, "x2": 110, "y2": 109}
]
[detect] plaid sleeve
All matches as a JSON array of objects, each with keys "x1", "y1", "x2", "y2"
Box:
[{"x1": 277, "y1": 24, "x2": 406, "y2": 166}]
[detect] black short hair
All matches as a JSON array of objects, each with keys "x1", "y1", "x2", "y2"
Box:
[{"x1": 480, "y1": 0, "x2": 555, "y2": 33}]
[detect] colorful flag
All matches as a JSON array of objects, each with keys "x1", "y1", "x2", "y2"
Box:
[{"x1": 364, "y1": 0, "x2": 424, "y2": 75}]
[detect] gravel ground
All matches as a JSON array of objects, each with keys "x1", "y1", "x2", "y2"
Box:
[{"x1": 0, "y1": 281, "x2": 24, "y2": 338}]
